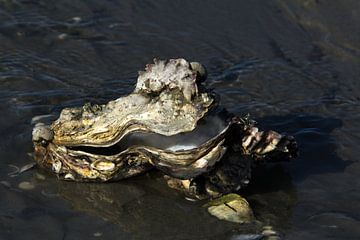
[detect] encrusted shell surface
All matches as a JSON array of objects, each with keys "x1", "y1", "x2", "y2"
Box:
[
  {"x1": 33, "y1": 58, "x2": 228, "y2": 181},
  {"x1": 32, "y1": 58, "x2": 299, "y2": 195},
  {"x1": 43, "y1": 123, "x2": 228, "y2": 181},
  {"x1": 52, "y1": 59, "x2": 214, "y2": 147}
]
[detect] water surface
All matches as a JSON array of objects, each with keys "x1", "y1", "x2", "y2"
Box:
[{"x1": 0, "y1": 1, "x2": 359, "y2": 239}]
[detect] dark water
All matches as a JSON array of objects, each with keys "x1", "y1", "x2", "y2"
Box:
[{"x1": 0, "y1": 0, "x2": 359, "y2": 239}]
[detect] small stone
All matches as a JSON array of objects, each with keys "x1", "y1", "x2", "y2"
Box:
[
  {"x1": 18, "y1": 181, "x2": 35, "y2": 190},
  {"x1": 93, "y1": 232, "x2": 102, "y2": 237},
  {"x1": 261, "y1": 229, "x2": 277, "y2": 236},
  {"x1": 205, "y1": 193, "x2": 254, "y2": 223}
]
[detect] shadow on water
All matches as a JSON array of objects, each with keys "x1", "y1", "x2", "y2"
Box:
[
  {"x1": 239, "y1": 114, "x2": 350, "y2": 232},
  {"x1": 260, "y1": 115, "x2": 360, "y2": 240},
  {"x1": 51, "y1": 173, "x2": 260, "y2": 240},
  {"x1": 256, "y1": 114, "x2": 350, "y2": 181}
]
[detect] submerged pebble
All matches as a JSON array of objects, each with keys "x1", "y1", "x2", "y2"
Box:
[
  {"x1": 18, "y1": 181, "x2": 35, "y2": 190},
  {"x1": 205, "y1": 193, "x2": 254, "y2": 223},
  {"x1": 262, "y1": 229, "x2": 277, "y2": 236}
]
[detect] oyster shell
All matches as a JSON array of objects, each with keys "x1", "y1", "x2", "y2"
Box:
[
  {"x1": 32, "y1": 58, "x2": 298, "y2": 198},
  {"x1": 52, "y1": 59, "x2": 213, "y2": 147},
  {"x1": 33, "y1": 59, "x2": 230, "y2": 182}
]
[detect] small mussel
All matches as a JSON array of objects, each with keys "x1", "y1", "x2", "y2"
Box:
[{"x1": 32, "y1": 58, "x2": 298, "y2": 203}]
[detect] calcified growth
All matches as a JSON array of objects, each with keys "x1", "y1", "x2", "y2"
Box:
[{"x1": 32, "y1": 58, "x2": 298, "y2": 199}]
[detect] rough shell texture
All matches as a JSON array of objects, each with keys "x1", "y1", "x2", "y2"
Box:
[
  {"x1": 32, "y1": 58, "x2": 298, "y2": 198},
  {"x1": 33, "y1": 58, "x2": 228, "y2": 182},
  {"x1": 37, "y1": 123, "x2": 228, "y2": 181},
  {"x1": 135, "y1": 58, "x2": 199, "y2": 101},
  {"x1": 52, "y1": 59, "x2": 213, "y2": 147}
]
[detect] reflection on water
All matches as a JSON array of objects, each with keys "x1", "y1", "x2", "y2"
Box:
[
  {"x1": 56, "y1": 174, "x2": 261, "y2": 239},
  {"x1": 0, "y1": 0, "x2": 359, "y2": 239}
]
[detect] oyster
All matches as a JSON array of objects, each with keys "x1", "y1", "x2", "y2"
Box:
[{"x1": 32, "y1": 58, "x2": 298, "y2": 199}]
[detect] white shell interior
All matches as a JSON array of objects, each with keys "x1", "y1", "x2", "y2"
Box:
[{"x1": 116, "y1": 114, "x2": 226, "y2": 152}]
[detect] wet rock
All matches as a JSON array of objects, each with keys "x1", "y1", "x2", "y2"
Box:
[
  {"x1": 18, "y1": 181, "x2": 35, "y2": 190},
  {"x1": 204, "y1": 193, "x2": 254, "y2": 223}
]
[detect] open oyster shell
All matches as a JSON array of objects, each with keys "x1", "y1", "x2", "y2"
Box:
[
  {"x1": 52, "y1": 59, "x2": 213, "y2": 146},
  {"x1": 32, "y1": 58, "x2": 298, "y2": 198},
  {"x1": 33, "y1": 59, "x2": 230, "y2": 182}
]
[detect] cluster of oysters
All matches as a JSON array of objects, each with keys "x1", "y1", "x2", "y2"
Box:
[{"x1": 32, "y1": 58, "x2": 297, "y2": 223}]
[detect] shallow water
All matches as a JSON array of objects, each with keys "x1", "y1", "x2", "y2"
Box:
[{"x1": 0, "y1": 0, "x2": 359, "y2": 239}]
